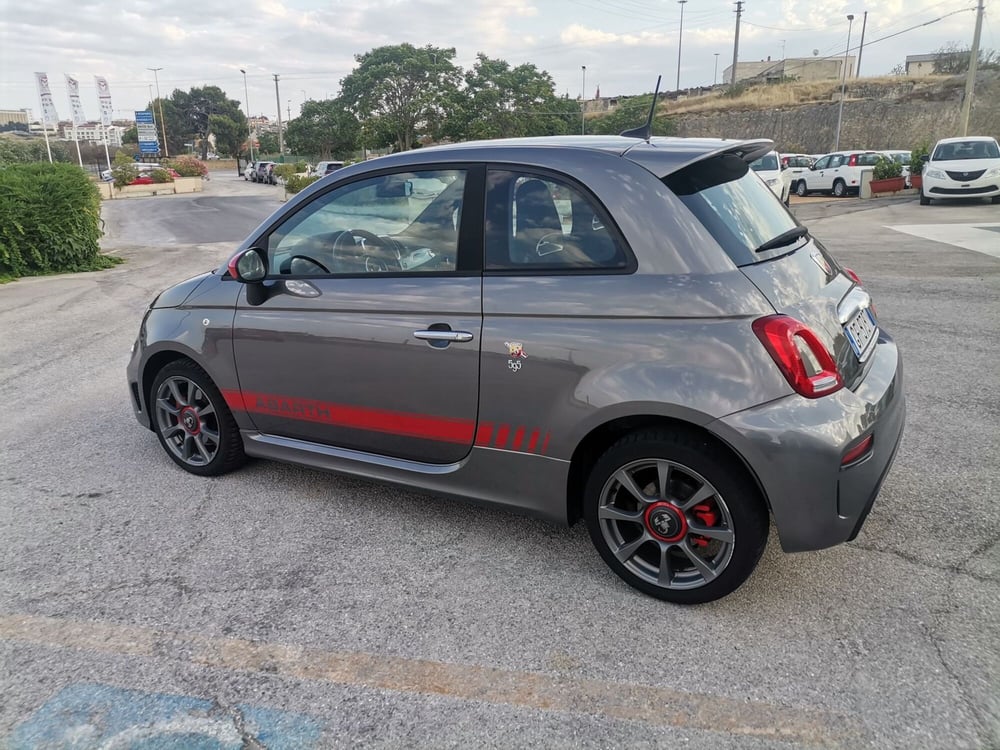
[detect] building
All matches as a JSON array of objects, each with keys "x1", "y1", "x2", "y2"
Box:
[
  {"x1": 905, "y1": 54, "x2": 940, "y2": 76},
  {"x1": 59, "y1": 122, "x2": 125, "y2": 147},
  {"x1": 723, "y1": 56, "x2": 856, "y2": 84},
  {"x1": 0, "y1": 109, "x2": 31, "y2": 127}
]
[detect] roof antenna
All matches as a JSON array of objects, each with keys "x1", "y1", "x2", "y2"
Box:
[{"x1": 619, "y1": 75, "x2": 662, "y2": 141}]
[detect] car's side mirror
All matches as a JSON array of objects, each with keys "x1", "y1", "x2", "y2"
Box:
[
  {"x1": 228, "y1": 247, "x2": 267, "y2": 283},
  {"x1": 920, "y1": 154, "x2": 930, "y2": 162}
]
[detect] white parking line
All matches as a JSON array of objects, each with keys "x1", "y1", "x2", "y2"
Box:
[{"x1": 887, "y1": 223, "x2": 1000, "y2": 259}]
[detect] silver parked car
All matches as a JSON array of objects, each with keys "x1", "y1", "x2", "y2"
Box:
[{"x1": 127, "y1": 136, "x2": 905, "y2": 603}]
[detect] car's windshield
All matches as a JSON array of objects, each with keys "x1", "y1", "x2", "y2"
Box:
[
  {"x1": 665, "y1": 154, "x2": 800, "y2": 266},
  {"x1": 932, "y1": 140, "x2": 1000, "y2": 161},
  {"x1": 750, "y1": 153, "x2": 779, "y2": 172}
]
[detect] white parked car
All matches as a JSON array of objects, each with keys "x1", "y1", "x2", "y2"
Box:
[
  {"x1": 781, "y1": 154, "x2": 815, "y2": 195},
  {"x1": 884, "y1": 150, "x2": 912, "y2": 186},
  {"x1": 920, "y1": 137, "x2": 1000, "y2": 205},
  {"x1": 795, "y1": 151, "x2": 883, "y2": 198},
  {"x1": 750, "y1": 150, "x2": 790, "y2": 205}
]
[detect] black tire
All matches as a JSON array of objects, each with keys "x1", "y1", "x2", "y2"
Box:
[
  {"x1": 796, "y1": 181, "x2": 808, "y2": 197},
  {"x1": 583, "y1": 429, "x2": 768, "y2": 604},
  {"x1": 991, "y1": 195, "x2": 1000, "y2": 204},
  {"x1": 919, "y1": 191, "x2": 931, "y2": 206},
  {"x1": 833, "y1": 179, "x2": 847, "y2": 198},
  {"x1": 150, "y1": 359, "x2": 246, "y2": 477}
]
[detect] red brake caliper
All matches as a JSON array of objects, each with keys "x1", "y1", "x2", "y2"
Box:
[{"x1": 690, "y1": 503, "x2": 718, "y2": 548}]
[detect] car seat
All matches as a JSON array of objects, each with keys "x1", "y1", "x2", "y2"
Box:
[{"x1": 512, "y1": 179, "x2": 563, "y2": 263}]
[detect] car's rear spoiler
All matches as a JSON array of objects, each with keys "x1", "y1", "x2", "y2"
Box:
[{"x1": 622, "y1": 138, "x2": 775, "y2": 178}]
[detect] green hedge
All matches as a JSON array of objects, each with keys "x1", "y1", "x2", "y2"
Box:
[
  {"x1": 285, "y1": 174, "x2": 320, "y2": 194},
  {"x1": 0, "y1": 163, "x2": 117, "y2": 280}
]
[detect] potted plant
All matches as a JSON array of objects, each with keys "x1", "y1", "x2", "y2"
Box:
[
  {"x1": 870, "y1": 156, "x2": 905, "y2": 194},
  {"x1": 908, "y1": 144, "x2": 929, "y2": 190}
]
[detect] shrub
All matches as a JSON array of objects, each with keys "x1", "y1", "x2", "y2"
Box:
[
  {"x1": 284, "y1": 175, "x2": 320, "y2": 194},
  {"x1": 111, "y1": 151, "x2": 138, "y2": 189},
  {"x1": 0, "y1": 163, "x2": 119, "y2": 279},
  {"x1": 0, "y1": 137, "x2": 71, "y2": 166},
  {"x1": 274, "y1": 163, "x2": 299, "y2": 181},
  {"x1": 909, "y1": 143, "x2": 930, "y2": 176},
  {"x1": 873, "y1": 156, "x2": 903, "y2": 180},
  {"x1": 150, "y1": 168, "x2": 174, "y2": 183},
  {"x1": 165, "y1": 156, "x2": 207, "y2": 177}
]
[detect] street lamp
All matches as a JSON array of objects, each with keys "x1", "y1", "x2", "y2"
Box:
[
  {"x1": 833, "y1": 14, "x2": 855, "y2": 151},
  {"x1": 676, "y1": 0, "x2": 688, "y2": 91},
  {"x1": 147, "y1": 67, "x2": 169, "y2": 156},
  {"x1": 581, "y1": 65, "x2": 587, "y2": 135},
  {"x1": 240, "y1": 68, "x2": 254, "y2": 163},
  {"x1": 714, "y1": 53, "x2": 720, "y2": 86}
]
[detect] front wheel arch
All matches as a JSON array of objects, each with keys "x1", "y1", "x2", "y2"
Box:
[
  {"x1": 141, "y1": 351, "x2": 195, "y2": 429},
  {"x1": 566, "y1": 416, "x2": 769, "y2": 526}
]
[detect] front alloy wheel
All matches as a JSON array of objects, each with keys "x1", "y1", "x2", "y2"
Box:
[
  {"x1": 151, "y1": 360, "x2": 245, "y2": 476},
  {"x1": 584, "y1": 430, "x2": 767, "y2": 603}
]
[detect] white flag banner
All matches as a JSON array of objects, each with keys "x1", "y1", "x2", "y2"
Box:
[
  {"x1": 65, "y1": 74, "x2": 87, "y2": 126},
  {"x1": 34, "y1": 72, "x2": 60, "y2": 126},
  {"x1": 95, "y1": 75, "x2": 114, "y2": 127}
]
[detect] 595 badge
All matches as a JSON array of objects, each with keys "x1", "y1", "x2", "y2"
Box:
[{"x1": 505, "y1": 342, "x2": 527, "y2": 372}]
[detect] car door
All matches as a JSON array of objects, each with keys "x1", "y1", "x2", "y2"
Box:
[
  {"x1": 805, "y1": 156, "x2": 830, "y2": 190},
  {"x1": 231, "y1": 164, "x2": 485, "y2": 464}
]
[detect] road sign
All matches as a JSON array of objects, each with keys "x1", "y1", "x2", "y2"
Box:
[{"x1": 135, "y1": 110, "x2": 160, "y2": 155}]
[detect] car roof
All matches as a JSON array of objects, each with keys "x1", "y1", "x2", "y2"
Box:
[
  {"x1": 365, "y1": 135, "x2": 773, "y2": 178},
  {"x1": 935, "y1": 136, "x2": 997, "y2": 144}
]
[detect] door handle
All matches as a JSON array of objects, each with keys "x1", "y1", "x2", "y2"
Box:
[{"x1": 414, "y1": 330, "x2": 474, "y2": 343}]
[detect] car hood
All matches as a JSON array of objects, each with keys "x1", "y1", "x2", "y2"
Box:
[
  {"x1": 151, "y1": 271, "x2": 214, "y2": 309},
  {"x1": 928, "y1": 158, "x2": 1000, "y2": 172}
]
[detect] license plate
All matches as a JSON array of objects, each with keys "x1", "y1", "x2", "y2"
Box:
[{"x1": 844, "y1": 308, "x2": 878, "y2": 361}]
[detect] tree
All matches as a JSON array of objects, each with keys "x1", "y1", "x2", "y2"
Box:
[
  {"x1": 441, "y1": 54, "x2": 578, "y2": 141},
  {"x1": 587, "y1": 95, "x2": 675, "y2": 136},
  {"x1": 257, "y1": 131, "x2": 280, "y2": 155},
  {"x1": 208, "y1": 114, "x2": 243, "y2": 157},
  {"x1": 154, "y1": 86, "x2": 247, "y2": 158},
  {"x1": 932, "y1": 42, "x2": 999, "y2": 75},
  {"x1": 121, "y1": 125, "x2": 138, "y2": 144},
  {"x1": 340, "y1": 44, "x2": 462, "y2": 151},
  {"x1": 285, "y1": 98, "x2": 360, "y2": 159}
]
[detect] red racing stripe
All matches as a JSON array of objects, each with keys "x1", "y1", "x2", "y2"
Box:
[
  {"x1": 233, "y1": 390, "x2": 476, "y2": 445},
  {"x1": 494, "y1": 425, "x2": 510, "y2": 449},
  {"x1": 527, "y1": 429, "x2": 540, "y2": 453},
  {"x1": 475, "y1": 422, "x2": 494, "y2": 446},
  {"x1": 511, "y1": 427, "x2": 525, "y2": 451}
]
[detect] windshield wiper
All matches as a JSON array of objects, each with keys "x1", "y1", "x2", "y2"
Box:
[{"x1": 754, "y1": 226, "x2": 809, "y2": 253}]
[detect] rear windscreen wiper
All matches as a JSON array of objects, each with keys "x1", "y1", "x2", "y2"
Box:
[{"x1": 754, "y1": 226, "x2": 809, "y2": 253}]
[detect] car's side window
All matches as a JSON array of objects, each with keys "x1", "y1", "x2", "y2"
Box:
[
  {"x1": 828, "y1": 155, "x2": 844, "y2": 168},
  {"x1": 814, "y1": 157, "x2": 830, "y2": 170},
  {"x1": 265, "y1": 169, "x2": 466, "y2": 276},
  {"x1": 484, "y1": 170, "x2": 629, "y2": 271}
]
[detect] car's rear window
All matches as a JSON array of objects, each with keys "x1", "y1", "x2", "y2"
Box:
[
  {"x1": 664, "y1": 153, "x2": 801, "y2": 267},
  {"x1": 750, "y1": 153, "x2": 779, "y2": 171}
]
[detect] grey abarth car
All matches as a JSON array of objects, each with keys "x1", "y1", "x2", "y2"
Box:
[{"x1": 127, "y1": 135, "x2": 905, "y2": 603}]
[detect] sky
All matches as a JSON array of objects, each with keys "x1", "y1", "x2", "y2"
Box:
[{"x1": 0, "y1": 0, "x2": 992, "y2": 123}]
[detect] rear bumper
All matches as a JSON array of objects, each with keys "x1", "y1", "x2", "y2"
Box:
[{"x1": 711, "y1": 331, "x2": 905, "y2": 553}]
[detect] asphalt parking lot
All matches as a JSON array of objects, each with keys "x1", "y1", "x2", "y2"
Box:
[{"x1": 1, "y1": 177, "x2": 997, "y2": 748}]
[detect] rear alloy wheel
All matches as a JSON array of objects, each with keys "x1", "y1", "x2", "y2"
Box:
[
  {"x1": 796, "y1": 181, "x2": 808, "y2": 197},
  {"x1": 151, "y1": 360, "x2": 246, "y2": 476},
  {"x1": 584, "y1": 430, "x2": 768, "y2": 604},
  {"x1": 833, "y1": 179, "x2": 847, "y2": 197}
]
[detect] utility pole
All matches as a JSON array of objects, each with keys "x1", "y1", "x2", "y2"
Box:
[
  {"x1": 834, "y1": 14, "x2": 855, "y2": 151},
  {"x1": 959, "y1": 0, "x2": 985, "y2": 136},
  {"x1": 581, "y1": 65, "x2": 587, "y2": 135},
  {"x1": 714, "y1": 53, "x2": 720, "y2": 85},
  {"x1": 731, "y1": 1, "x2": 744, "y2": 85},
  {"x1": 855, "y1": 11, "x2": 868, "y2": 78},
  {"x1": 148, "y1": 67, "x2": 169, "y2": 156},
  {"x1": 676, "y1": 0, "x2": 688, "y2": 91},
  {"x1": 273, "y1": 73, "x2": 284, "y2": 159},
  {"x1": 240, "y1": 68, "x2": 254, "y2": 163}
]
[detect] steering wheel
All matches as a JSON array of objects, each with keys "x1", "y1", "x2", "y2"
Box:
[{"x1": 333, "y1": 228, "x2": 399, "y2": 272}]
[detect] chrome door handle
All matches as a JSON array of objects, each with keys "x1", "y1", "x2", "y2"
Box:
[{"x1": 414, "y1": 330, "x2": 474, "y2": 343}]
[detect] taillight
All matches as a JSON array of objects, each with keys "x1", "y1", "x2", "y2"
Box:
[
  {"x1": 848, "y1": 154, "x2": 858, "y2": 166},
  {"x1": 843, "y1": 267, "x2": 862, "y2": 285},
  {"x1": 752, "y1": 315, "x2": 843, "y2": 398}
]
